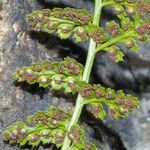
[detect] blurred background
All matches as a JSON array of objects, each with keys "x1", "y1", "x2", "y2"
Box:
[{"x1": 0, "y1": 0, "x2": 150, "y2": 150}]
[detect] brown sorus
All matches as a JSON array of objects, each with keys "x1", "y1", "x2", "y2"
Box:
[
  {"x1": 78, "y1": 86, "x2": 92, "y2": 97},
  {"x1": 44, "y1": 64, "x2": 52, "y2": 71},
  {"x1": 107, "y1": 24, "x2": 120, "y2": 36},
  {"x1": 54, "y1": 133, "x2": 65, "y2": 143},
  {"x1": 108, "y1": 108, "x2": 116, "y2": 117},
  {"x1": 84, "y1": 143, "x2": 92, "y2": 150},
  {"x1": 32, "y1": 65, "x2": 42, "y2": 72},
  {"x1": 90, "y1": 29, "x2": 104, "y2": 43},
  {"x1": 89, "y1": 105, "x2": 101, "y2": 117},
  {"x1": 32, "y1": 114, "x2": 48, "y2": 124},
  {"x1": 136, "y1": 0, "x2": 150, "y2": 14},
  {"x1": 51, "y1": 110, "x2": 67, "y2": 121},
  {"x1": 107, "y1": 50, "x2": 117, "y2": 62}
]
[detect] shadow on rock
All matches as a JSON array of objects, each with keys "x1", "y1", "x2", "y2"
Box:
[{"x1": 14, "y1": 81, "x2": 49, "y2": 99}]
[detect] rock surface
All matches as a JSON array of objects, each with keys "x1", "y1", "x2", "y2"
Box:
[{"x1": 0, "y1": 0, "x2": 150, "y2": 150}]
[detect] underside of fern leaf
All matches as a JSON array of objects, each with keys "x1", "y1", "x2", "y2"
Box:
[
  {"x1": 27, "y1": 8, "x2": 107, "y2": 43},
  {"x1": 27, "y1": 1, "x2": 150, "y2": 63},
  {"x1": 13, "y1": 57, "x2": 139, "y2": 120},
  {"x1": 13, "y1": 57, "x2": 83, "y2": 93},
  {"x1": 97, "y1": 0, "x2": 150, "y2": 61},
  {"x1": 3, "y1": 107, "x2": 96, "y2": 150}
]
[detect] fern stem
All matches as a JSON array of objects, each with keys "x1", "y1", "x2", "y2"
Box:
[
  {"x1": 61, "y1": 0, "x2": 103, "y2": 149},
  {"x1": 82, "y1": 0, "x2": 102, "y2": 82}
]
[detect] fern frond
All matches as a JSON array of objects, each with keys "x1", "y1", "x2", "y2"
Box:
[
  {"x1": 27, "y1": 3, "x2": 149, "y2": 62},
  {"x1": 75, "y1": 82, "x2": 139, "y2": 119},
  {"x1": 95, "y1": 0, "x2": 150, "y2": 62},
  {"x1": 3, "y1": 107, "x2": 97, "y2": 149},
  {"x1": 3, "y1": 107, "x2": 70, "y2": 148},
  {"x1": 13, "y1": 57, "x2": 83, "y2": 93},
  {"x1": 14, "y1": 58, "x2": 139, "y2": 120},
  {"x1": 27, "y1": 8, "x2": 108, "y2": 43}
]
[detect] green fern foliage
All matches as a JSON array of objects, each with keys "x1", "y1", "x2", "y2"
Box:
[
  {"x1": 13, "y1": 57, "x2": 83, "y2": 93},
  {"x1": 3, "y1": 107, "x2": 96, "y2": 149},
  {"x1": 97, "y1": 0, "x2": 150, "y2": 61},
  {"x1": 27, "y1": 1, "x2": 150, "y2": 63},
  {"x1": 13, "y1": 58, "x2": 139, "y2": 120},
  {"x1": 3, "y1": 107, "x2": 70, "y2": 148},
  {"x1": 77, "y1": 83, "x2": 139, "y2": 119},
  {"x1": 27, "y1": 8, "x2": 107, "y2": 43}
]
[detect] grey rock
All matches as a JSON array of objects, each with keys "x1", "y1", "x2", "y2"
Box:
[{"x1": 0, "y1": 0, "x2": 150, "y2": 150}]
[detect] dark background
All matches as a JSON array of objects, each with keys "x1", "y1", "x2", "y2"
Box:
[{"x1": 0, "y1": 0, "x2": 150, "y2": 150}]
